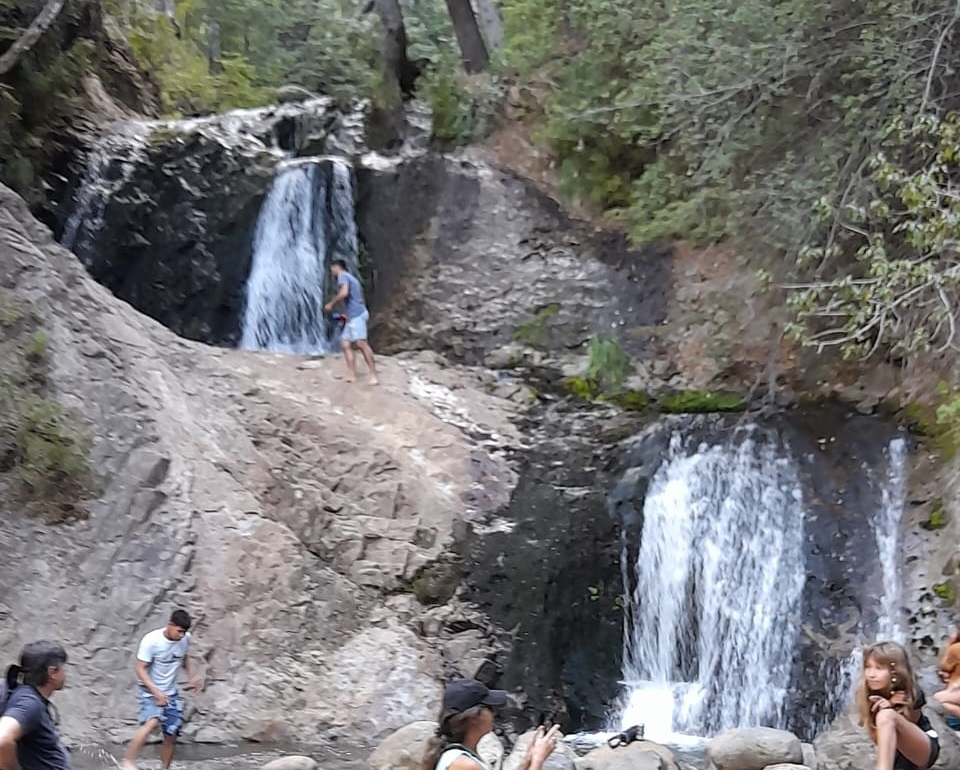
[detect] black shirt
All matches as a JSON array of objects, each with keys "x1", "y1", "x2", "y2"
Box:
[{"x1": 2, "y1": 686, "x2": 70, "y2": 770}]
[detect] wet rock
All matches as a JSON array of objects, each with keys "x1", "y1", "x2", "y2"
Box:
[
  {"x1": 57, "y1": 98, "x2": 366, "y2": 346},
  {"x1": 262, "y1": 757, "x2": 317, "y2": 770},
  {"x1": 356, "y1": 151, "x2": 672, "y2": 371},
  {"x1": 503, "y1": 731, "x2": 576, "y2": 770},
  {"x1": 706, "y1": 727, "x2": 802, "y2": 770},
  {"x1": 574, "y1": 742, "x2": 678, "y2": 770}
]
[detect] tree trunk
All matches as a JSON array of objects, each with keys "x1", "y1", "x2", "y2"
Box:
[
  {"x1": 0, "y1": 0, "x2": 66, "y2": 76},
  {"x1": 473, "y1": 0, "x2": 502, "y2": 52},
  {"x1": 444, "y1": 0, "x2": 489, "y2": 73}
]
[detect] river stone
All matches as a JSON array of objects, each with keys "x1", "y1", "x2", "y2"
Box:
[
  {"x1": 479, "y1": 732, "x2": 506, "y2": 770},
  {"x1": 574, "y1": 742, "x2": 678, "y2": 770},
  {"x1": 800, "y1": 743, "x2": 817, "y2": 770},
  {"x1": 262, "y1": 758, "x2": 317, "y2": 770},
  {"x1": 368, "y1": 721, "x2": 438, "y2": 770},
  {"x1": 504, "y1": 731, "x2": 576, "y2": 770},
  {"x1": 762, "y1": 765, "x2": 810, "y2": 770},
  {"x1": 707, "y1": 727, "x2": 802, "y2": 770}
]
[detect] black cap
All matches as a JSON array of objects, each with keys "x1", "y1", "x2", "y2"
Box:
[{"x1": 442, "y1": 679, "x2": 507, "y2": 720}]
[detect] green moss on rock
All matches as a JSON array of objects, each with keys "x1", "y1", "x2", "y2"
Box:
[
  {"x1": 658, "y1": 390, "x2": 746, "y2": 414},
  {"x1": 933, "y1": 582, "x2": 956, "y2": 604}
]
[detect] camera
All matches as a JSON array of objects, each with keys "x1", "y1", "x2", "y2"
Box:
[{"x1": 607, "y1": 724, "x2": 643, "y2": 748}]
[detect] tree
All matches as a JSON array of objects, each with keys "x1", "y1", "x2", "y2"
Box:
[{"x1": 443, "y1": 0, "x2": 488, "y2": 72}]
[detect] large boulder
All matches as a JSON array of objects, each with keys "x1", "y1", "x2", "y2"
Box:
[
  {"x1": 706, "y1": 727, "x2": 803, "y2": 770},
  {"x1": 574, "y1": 742, "x2": 679, "y2": 770},
  {"x1": 369, "y1": 722, "x2": 437, "y2": 770},
  {"x1": 262, "y1": 758, "x2": 318, "y2": 770},
  {"x1": 504, "y1": 731, "x2": 576, "y2": 770}
]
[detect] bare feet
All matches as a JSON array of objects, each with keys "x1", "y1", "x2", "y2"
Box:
[
  {"x1": 122, "y1": 760, "x2": 138, "y2": 770},
  {"x1": 368, "y1": 376, "x2": 379, "y2": 386}
]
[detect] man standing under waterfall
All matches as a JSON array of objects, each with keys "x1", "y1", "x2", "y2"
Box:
[
  {"x1": 122, "y1": 609, "x2": 202, "y2": 770},
  {"x1": 324, "y1": 259, "x2": 379, "y2": 385}
]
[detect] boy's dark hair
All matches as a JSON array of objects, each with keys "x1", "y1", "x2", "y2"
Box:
[
  {"x1": 170, "y1": 609, "x2": 192, "y2": 631},
  {"x1": 331, "y1": 259, "x2": 348, "y2": 270}
]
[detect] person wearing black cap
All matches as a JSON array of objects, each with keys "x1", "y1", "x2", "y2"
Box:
[{"x1": 421, "y1": 679, "x2": 560, "y2": 770}]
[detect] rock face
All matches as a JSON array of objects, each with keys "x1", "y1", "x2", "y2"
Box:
[
  {"x1": 0, "y1": 184, "x2": 524, "y2": 745},
  {"x1": 57, "y1": 98, "x2": 369, "y2": 346},
  {"x1": 706, "y1": 727, "x2": 803, "y2": 770},
  {"x1": 355, "y1": 150, "x2": 672, "y2": 370}
]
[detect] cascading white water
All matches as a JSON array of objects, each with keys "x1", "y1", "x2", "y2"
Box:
[
  {"x1": 618, "y1": 431, "x2": 806, "y2": 740},
  {"x1": 60, "y1": 124, "x2": 150, "y2": 256},
  {"x1": 240, "y1": 158, "x2": 360, "y2": 354},
  {"x1": 875, "y1": 437, "x2": 907, "y2": 642}
]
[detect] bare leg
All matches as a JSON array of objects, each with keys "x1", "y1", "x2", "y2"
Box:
[
  {"x1": 874, "y1": 708, "x2": 933, "y2": 770},
  {"x1": 160, "y1": 735, "x2": 177, "y2": 769},
  {"x1": 356, "y1": 340, "x2": 378, "y2": 385},
  {"x1": 340, "y1": 340, "x2": 357, "y2": 383},
  {"x1": 123, "y1": 718, "x2": 159, "y2": 770}
]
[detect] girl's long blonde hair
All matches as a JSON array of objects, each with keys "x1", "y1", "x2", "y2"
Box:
[{"x1": 856, "y1": 641, "x2": 918, "y2": 728}]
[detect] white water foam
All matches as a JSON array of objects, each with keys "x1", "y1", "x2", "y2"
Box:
[
  {"x1": 240, "y1": 158, "x2": 359, "y2": 354},
  {"x1": 60, "y1": 123, "x2": 150, "y2": 256},
  {"x1": 616, "y1": 431, "x2": 806, "y2": 741},
  {"x1": 875, "y1": 436, "x2": 908, "y2": 643}
]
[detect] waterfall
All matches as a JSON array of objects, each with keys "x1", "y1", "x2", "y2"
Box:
[
  {"x1": 875, "y1": 437, "x2": 907, "y2": 642},
  {"x1": 240, "y1": 158, "x2": 360, "y2": 355},
  {"x1": 60, "y1": 124, "x2": 150, "y2": 257},
  {"x1": 617, "y1": 431, "x2": 806, "y2": 740}
]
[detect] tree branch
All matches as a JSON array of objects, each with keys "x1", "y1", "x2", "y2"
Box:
[{"x1": 0, "y1": 0, "x2": 67, "y2": 76}]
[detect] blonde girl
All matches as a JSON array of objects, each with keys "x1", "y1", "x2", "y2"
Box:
[{"x1": 857, "y1": 641, "x2": 940, "y2": 770}]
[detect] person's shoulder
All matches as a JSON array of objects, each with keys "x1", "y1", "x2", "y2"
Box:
[
  {"x1": 448, "y1": 753, "x2": 486, "y2": 770},
  {"x1": 4, "y1": 687, "x2": 43, "y2": 718}
]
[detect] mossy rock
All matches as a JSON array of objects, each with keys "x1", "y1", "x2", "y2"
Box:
[
  {"x1": 657, "y1": 390, "x2": 746, "y2": 414},
  {"x1": 922, "y1": 500, "x2": 948, "y2": 531},
  {"x1": 933, "y1": 582, "x2": 956, "y2": 605}
]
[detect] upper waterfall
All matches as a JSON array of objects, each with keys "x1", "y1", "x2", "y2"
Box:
[{"x1": 240, "y1": 158, "x2": 360, "y2": 355}]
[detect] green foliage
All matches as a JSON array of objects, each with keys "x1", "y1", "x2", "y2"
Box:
[
  {"x1": 922, "y1": 501, "x2": 947, "y2": 530},
  {"x1": 423, "y1": 50, "x2": 503, "y2": 145},
  {"x1": 111, "y1": 0, "x2": 469, "y2": 116},
  {"x1": 513, "y1": 303, "x2": 560, "y2": 348},
  {"x1": 788, "y1": 114, "x2": 960, "y2": 359},
  {"x1": 585, "y1": 335, "x2": 631, "y2": 393},
  {"x1": 0, "y1": 292, "x2": 92, "y2": 521},
  {"x1": 933, "y1": 582, "x2": 956, "y2": 604},
  {"x1": 563, "y1": 376, "x2": 601, "y2": 401},
  {"x1": 658, "y1": 390, "x2": 745, "y2": 414}
]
